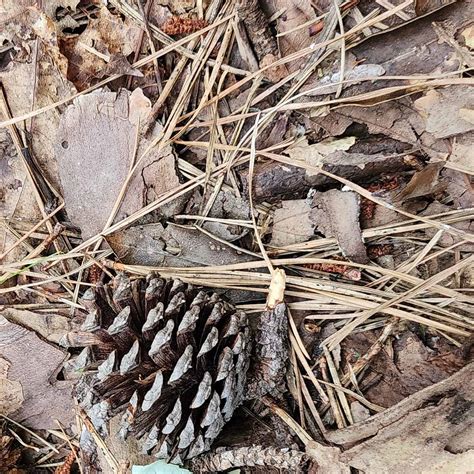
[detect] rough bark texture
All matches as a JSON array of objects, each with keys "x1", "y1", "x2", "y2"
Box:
[
  {"x1": 245, "y1": 303, "x2": 289, "y2": 399},
  {"x1": 237, "y1": 0, "x2": 279, "y2": 62},
  {"x1": 241, "y1": 152, "x2": 411, "y2": 203},
  {"x1": 189, "y1": 445, "x2": 312, "y2": 472},
  {"x1": 327, "y1": 363, "x2": 474, "y2": 473}
]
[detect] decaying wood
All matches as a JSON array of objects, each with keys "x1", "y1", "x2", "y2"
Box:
[
  {"x1": 326, "y1": 361, "x2": 474, "y2": 447},
  {"x1": 339, "y1": 362, "x2": 474, "y2": 472},
  {"x1": 242, "y1": 152, "x2": 411, "y2": 203},
  {"x1": 237, "y1": 0, "x2": 282, "y2": 75}
]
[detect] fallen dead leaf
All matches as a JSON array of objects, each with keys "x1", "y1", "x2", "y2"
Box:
[
  {"x1": 270, "y1": 0, "x2": 317, "y2": 72},
  {"x1": 441, "y1": 168, "x2": 474, "y2": 209},
  {"x1": 393, "y1": 162, "x2": 445, "y2": 202},
  {"x1": 55, "y1": 88, "x2": 181, "y2": 239},
  {"x1": 287, "y1": 136, "x2": 356, "y2": 171},
  {"x1": 0, "y1": 358, "x2": 24, "y2": 416},
  {"x1": 60, "y1": 6, "x2": 141, "y2": 90},
  {"x1": 0, "y1": 128, "x2": 41, "y2": 266},
  {"x1": 203, "y1": 191, "x2": 251, "y2": 242},
  {"x1": 0, "y1": 316, "x2": 73, "y2": 430},
  {"x1": 271, "y1": 199, "x2": 315, "y2": 247},
  {"x1": 461, "y1": 25, "x2": 474, "y2": 49},
  {"x1": 448, "y1": 133, "x2": 474, "y2": 172}
]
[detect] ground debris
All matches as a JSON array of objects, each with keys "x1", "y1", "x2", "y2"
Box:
[
  {"x1": 1, "y1": 0, "x2": 473, "y2": 470},
  {"x1": 311, "y1": 189, "x2": 369, "y2": 263},
  {"x1": 56, "y1": 88, "x2": 180, "y2": 239},
  {"x1": 0, "y1": 317, "x2": 73, "y2": 430},
  {"x1": 271, "y1": 199, "x2": 315, "y2": 247},
  {"x1": 107, "y1": 223, "x2": 252, "y2": 267},
  {"x1": 331, "y1": 363, "x2": 474, "y2": 472}
]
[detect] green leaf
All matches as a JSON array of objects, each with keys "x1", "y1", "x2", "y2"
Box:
[{"x1": 132, "y1": 460, "x2": 192, "y2": 474}]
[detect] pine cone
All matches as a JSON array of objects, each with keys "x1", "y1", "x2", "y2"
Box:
[{"x1": 74, "y1": 273, "x2": 251, "y2": 463}]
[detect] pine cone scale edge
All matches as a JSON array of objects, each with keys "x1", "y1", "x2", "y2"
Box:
[{"x1": 75, "y1": 273, "x2": 251, "y2": 461}]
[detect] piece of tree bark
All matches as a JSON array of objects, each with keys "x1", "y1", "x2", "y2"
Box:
[
  {"x1": 237, "y1": 0, "x2": 288, "y2": 81},
  {"x1": 106, "y1": 223, "x2": 252, "y2": 267},
  {"x1": 241, "y1": 152, "x2": 411, "y2": 203},
  {"x1": 311, "y1": 190, "x2": 368, "y2": 263},
  {"x1": 324, "y1": 363, "x2": 473, "y2": 474},
  {"x1": 245, "y1": 302, "x2": 289, "y2": 399}
]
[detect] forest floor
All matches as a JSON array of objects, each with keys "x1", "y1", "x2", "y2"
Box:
[{"x1": 0, "y1": 0, "x2": 473, "y2": 472}]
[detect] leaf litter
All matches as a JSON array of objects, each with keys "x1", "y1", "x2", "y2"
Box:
[{"x1": 0, "y1": 0, "x2": 473, "y2": 471}]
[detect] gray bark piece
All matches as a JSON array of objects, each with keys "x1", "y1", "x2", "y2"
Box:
[
  {"x1": 337, "y1": 363, "x2": 474, "y2": 473},
  {"x1": 311, "y1": 190, "x2": 369, "y2": 263},
  {"x1": 203, "y1": 191, "x2": 251, "y2": 242},
  {"x1": 106, "y1": 223, "x2": 252, "y2": 267},
  {"x1": 241, "y1": 151, "x2": 411, "y2": 203}
]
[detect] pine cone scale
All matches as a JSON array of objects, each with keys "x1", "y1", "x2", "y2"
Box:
[{"x1": 75, "y1": 273, "x2": 251, "y2": 461}]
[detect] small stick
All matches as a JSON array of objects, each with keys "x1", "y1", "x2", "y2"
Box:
[
  {"x1": 1, "y1": 414, "x2": 59, "y2": 453},
  {"x1": 26, "y1": 223, "x2": 65, "y2": 260},
  {"x1": 323, "y1": 346, "x2": 353, "y2": 424},
  {"x1": 0, "y1": 204, "x2": 64, "y2": 261},
  {"x1": 136, "y1": 0, "x2": 163, "y2": 95},
  {"x1": 8, "y1": 428, "x2": 41, "y2": 452},
  {"x1": 299, "y1": 373, "x2": 327, "y2": 434},
  {"x1": 340, "y1": 318, "x2": 398, "y2": 386},
  {"x1": 55, "y1": 419, "x2": 83, "y2": 474}
]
